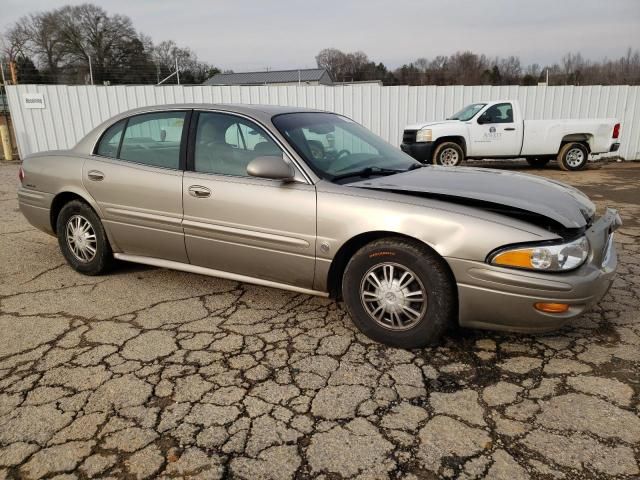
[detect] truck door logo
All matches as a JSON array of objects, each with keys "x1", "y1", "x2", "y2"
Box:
[{"x1": 483, "y1": 126, "x2": 502, "y2": 141}]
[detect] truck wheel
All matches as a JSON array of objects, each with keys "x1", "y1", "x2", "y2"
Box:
[
  {"x1": 526, "y1": 158, "x2": 550, "y2": 168},
  {"x1": 558, "y1": 143, "x2": 588, "y2": 171},
  {"x1": 341, "y1": 237, "x2": 456, "y2": 348},
  {"x1": 433, "y1": 142, "x2": 464, "y2": 167}
]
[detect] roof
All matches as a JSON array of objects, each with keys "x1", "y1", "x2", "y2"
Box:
[
  {"x1": 203, "y1": 69, "x2": 331, "y2": 86},
  {"x1": 73, "y1": 103, "x2": 327, "y2": 154}
]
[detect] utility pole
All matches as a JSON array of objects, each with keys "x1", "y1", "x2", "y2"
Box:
[
  {"x1": 88, "y1": 54, "x2": 94, "y2": 85},
  {"x1": 298, "y1": 69, "x2": 301, "y2": 86},
  {"x1": 175, "y1": 58, "x2": 180, "y2": 85},
  {"x1": 546, "y1": 68, "x2": 549, "y2": 86}
]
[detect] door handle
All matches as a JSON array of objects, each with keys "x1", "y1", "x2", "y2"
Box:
[
  {"x1": 188, "y1": 185, "x2": 211, "y2": 198},
  {"x1": 504, "y1": 127, "x2": 516, "y2": 131},
  {"x1": 87, "y1": 170, "x2": 104, "y2": 181}
]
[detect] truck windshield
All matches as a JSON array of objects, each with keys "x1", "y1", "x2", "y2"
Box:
[
  {"x1": 272, "y1": 112, "x2": 421, "y2": 183},
  {"x1": 448, "y1": 103, "x2": 486, "y2": 121}
]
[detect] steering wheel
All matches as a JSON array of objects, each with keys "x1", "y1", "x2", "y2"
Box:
[
  {"x1": 325, "y1": 149, "x2": 352, "y2": 171},
  {"x1": 336, "y1": 149, "x2": 350, "y2": 159}
]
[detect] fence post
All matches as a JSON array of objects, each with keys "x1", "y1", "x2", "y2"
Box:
[{"x1": 0, "y1": 119, "x2": 13, "y2": 161}]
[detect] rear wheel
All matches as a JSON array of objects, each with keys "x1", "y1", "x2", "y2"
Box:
[
  {"x1": 432, "y1": 142, "x2": 464, "y2": 167},
  {"x1": 526, "y1": 158, "x2": 550, "y2": 168},
  {"x1": 56, "y1": 200, "x2": 113, "y2": 275},
  {"x1": 341, "y1": 237, "x2": 456, "y2": 348},
  {"x1": 558, "y1": 142, "x2": 588, "y2": 171}
]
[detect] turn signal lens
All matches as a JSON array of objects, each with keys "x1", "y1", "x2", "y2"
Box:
[
  {"x1": 18, "y1": 166, "x2": 25, "y2": 184},
  {"x1": 489, "y1": 236, "x2": 589, "y2": 272},
  {"x1": 612, "y1": 123, "x2": 620, "y2": 139},
  {"x1": 491, "y1": 250, "x2": 532, "y2": 268},
  {"x1": 535, "y1": 302, "x2": 570, "y2": 313}
]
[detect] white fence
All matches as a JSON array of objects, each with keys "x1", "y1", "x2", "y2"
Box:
[{"x1": 6, "y1": 83, "x2": 640, "y2": 160}]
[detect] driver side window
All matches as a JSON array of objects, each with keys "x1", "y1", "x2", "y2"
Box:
[
  {"x1": 479, "y1": 103, "x2": 514, "y2": 124},
  {"x1": 194, "y1": 112, "x2": 283, "y2": 177}
]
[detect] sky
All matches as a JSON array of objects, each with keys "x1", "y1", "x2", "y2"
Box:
[{"x1": 2, "y1": 0, "x2": 639, "y2": 72}]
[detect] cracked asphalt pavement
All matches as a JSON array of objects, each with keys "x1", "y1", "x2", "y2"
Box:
[{"x1": 0, "y1": 160, "x2": 639, "y2": 479}]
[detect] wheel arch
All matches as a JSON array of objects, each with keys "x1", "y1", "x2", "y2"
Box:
[
  {"x1": 325, "y1": 230, "x2": 458, "y2": 301},
  {"x1": 559, "y1": 134, "x2": 593, "y2": 153},
  {"x1": 434, "y1": 136, "x2": 467, "y2": 156},
  {"x1": 50, "y1": 189, "x2": 102, "y2": 234}
]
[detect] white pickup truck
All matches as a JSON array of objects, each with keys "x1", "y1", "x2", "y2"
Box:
[{"x1": 401, "y1": 100, "x2": 621, "y2": 170}]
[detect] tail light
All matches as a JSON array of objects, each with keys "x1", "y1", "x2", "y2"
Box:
[
  {"x1": 612, "y1": 123, "x2": 620, "y2": 139},
  {"x1": 18, "y1": 166, "x2": 25, "y2": 184}
]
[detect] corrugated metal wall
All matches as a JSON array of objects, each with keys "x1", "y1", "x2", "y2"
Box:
[{"x1": 6, "y1": 84, "x2": 640, "y2": 160}]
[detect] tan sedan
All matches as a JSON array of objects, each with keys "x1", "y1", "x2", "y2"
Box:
[{"x1": 18, "y1": 104, "x2": 620, "y2": 348}]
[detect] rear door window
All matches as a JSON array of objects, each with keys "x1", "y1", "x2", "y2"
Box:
[
  {"x1": 118, "y1": 112, "x2": 187, "y2": 169},
  {"x1": 95, "y1": 120, "x2": 125, "y2": 158}
]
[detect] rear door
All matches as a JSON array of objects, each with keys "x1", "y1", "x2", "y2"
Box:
[
  {"x1": 182, "y1": 111, "x2": 316, "y2": 288},
  {"x1": 83, "y1": 110, "x2": 190, "y2": 262},
  {"x1": 468, "y1": 102, "x2": 523, "y2": 157}
]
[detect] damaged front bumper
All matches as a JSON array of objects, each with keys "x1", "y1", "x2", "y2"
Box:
[{"x1": 449, "y1": 208, "x2": 622, "y2": 333}]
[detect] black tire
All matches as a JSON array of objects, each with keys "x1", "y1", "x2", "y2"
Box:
[
  {"x1": 558, "y1": 142, "x2": 589, "y2": 171},
  {"x1": 56, "y1": 199, "x2": 114, "y2": 275},
  {"x1": 341, "y1": 237, "x2": 456, "y2": 349},
  {"x1": 432, "y1": 141, "x2": 464, "y2": 167},
  {"x1": 526, "y1": 158, "x2": 551, "y2": 168}
]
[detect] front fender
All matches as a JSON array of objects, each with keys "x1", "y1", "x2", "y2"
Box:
[{"x1": 314, "y1": 185, "x2": 559, "y2": 291}]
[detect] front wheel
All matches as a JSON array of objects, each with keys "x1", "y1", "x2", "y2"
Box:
[
  {"x1": 558, "y1": 142, "x2": 589, "y2": 171},
  {"x1": 341, "y1": 238, "x2": 456, "y2": 348},
  {"x1": 432, "y1": 142, "x2": 464, "y2": 167},
  {"x1": 526, "y1": 158, "x2": 551, "y2": 168},
  {"x1": 56, "y1": 200, "x2": 114, "y2": 275}
]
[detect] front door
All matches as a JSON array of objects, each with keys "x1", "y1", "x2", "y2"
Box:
[
  {"x1": 469, "y1": 102, "x2": 522, "y2": 157},
  {"x1": 84, "y1": 110, "x2": 189, "y2": 262},
  {"x1": 182, "y1": 111, "x2": 316, "y2": 288}
]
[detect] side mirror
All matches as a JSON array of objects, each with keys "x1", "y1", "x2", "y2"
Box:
[
  {"x1": 246, "y1": 155, "x2": 295, "y2": 181},
  {"x1": 477, "y1": 114, "x2": 490, "y2": 125}
]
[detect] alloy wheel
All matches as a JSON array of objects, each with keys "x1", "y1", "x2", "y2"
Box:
[
  {"x1": 65, "y1": 214, "x2": 97, "y2": 262},
  {"x1": 359, "y1": 262, "x2": 427, "y2": 330}
]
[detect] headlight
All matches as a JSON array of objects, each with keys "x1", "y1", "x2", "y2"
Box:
[
  {"x1": 416, "y1": 128, "x2": 432, "y2": 142},
  {"x1": 489, "y1": 236, "x2": 590, "y2": 272}
]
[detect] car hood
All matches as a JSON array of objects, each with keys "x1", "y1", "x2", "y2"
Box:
[
  {"x1": 405, "y1": 120, "x2": 460, "y2": 130},
  {"x1": 349, "y1": 166, "x2": 596, "y2": 229}
]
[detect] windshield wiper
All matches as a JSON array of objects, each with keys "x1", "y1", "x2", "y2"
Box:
[{"x1": 332, "y1": 167, "x2": 405, "y2": 181}]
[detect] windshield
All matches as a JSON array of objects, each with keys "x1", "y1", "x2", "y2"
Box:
[
  {"x1": 272, "y1": 112, "x2": 421, "y2": 183},
  {"x1": 448, "y1": 103, "x2": 486, "y2": 121}
]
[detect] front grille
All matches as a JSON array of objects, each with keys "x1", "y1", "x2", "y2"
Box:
[{"x1": 403, "y1": 129, "x2": 417, "y2": 144}]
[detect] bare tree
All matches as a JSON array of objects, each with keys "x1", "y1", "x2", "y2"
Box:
[
  {"x1": 56, "y1": 3, "x2": 142, "y2": 83},
  {"x1": 315, "y1": 48, "x2": 347, "y2": 81},
  {"x1": 20, "y1": 11, "x2": 67, "y2": 82},
  {"x1": 153, "y1": 40, "x2": 218, "y2": 84}
]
